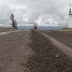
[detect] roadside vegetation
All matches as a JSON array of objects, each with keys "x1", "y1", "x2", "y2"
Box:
[
  {"x1": 62, "y1": 28, "x2": 72, "y2": 30},
  {"x1": 10, "y1": 14, "x2": 17, "y2": 29},
  {"x1": 0, "y1": 13, "x2": 18, "y2": 31},
  {"x1": 56, "y1": 28, "x2": 72, "y2": 31},
  {"x1": 0, "y1": 28, "x2": 16, "y2": 32}
]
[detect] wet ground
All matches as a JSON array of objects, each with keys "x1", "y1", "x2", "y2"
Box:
[{"x1": 0, "y1": 30, "x2": 72, "y2": 72}]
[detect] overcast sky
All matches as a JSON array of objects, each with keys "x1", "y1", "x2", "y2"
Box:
[{"x1": 0, "y1": 0, "x2": 72, "y2": 26}]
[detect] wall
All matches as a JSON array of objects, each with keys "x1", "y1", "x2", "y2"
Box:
[{"x1": 68, "y1": 15, "x2": 72, "y2": 28}]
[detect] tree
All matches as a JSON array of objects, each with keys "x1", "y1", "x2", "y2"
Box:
[{"x1": 10, "y1": 14, "x2": 17, "y2": 29}]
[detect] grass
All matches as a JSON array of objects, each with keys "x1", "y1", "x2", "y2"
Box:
[
  {"x1": 0, "y1": 28, "x2": 17, "y2": 32},
  {"x1": 62, "y1": 28, "x2": 72, "y2": 30},
  {"x1": 56, "y1": 28, "x2": 72, "y2": 30},
  {"x1": 0, "y1": 28, "x2": 16, "y2": 30}
]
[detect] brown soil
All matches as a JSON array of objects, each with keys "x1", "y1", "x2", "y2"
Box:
[{"x1": 0, "y1": 29, "x2": 16, "y2": 32}]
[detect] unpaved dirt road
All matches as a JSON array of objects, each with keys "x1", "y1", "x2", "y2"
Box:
[
  {"x1": 0, "y1": 30, "x2": 72, "y2": 72},
  {"x1": 40, "y1": 31, "x2": 72, "y2": 58},
  {"x1": 0, "y1": 30, "x2": 32, "y2": 72},
  {"x1": 40, "y1": 30, "x2": 72, "y2": 48},
  {"x1": 27, "y1": 30, "x2": 72, "y2": 72}
]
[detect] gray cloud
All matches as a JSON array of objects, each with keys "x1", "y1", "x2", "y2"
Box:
[{"x1": 0, "y1": 0, "x2": 71, "y2": 27}]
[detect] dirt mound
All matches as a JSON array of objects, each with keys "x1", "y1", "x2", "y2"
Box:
[{"x1": 41, "y1": 30, "x2": 72, "y2": 48}]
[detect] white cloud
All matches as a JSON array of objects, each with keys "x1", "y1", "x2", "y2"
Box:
[
  {"x1": 0, "y1": 0, "x2": 72, "y2": 27},
  {"x1": 10, "y1": 4, "x2": 27, "y2": 9}
]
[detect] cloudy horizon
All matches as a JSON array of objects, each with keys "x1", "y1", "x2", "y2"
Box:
[{"x1": 0, "y1": 0, "x2": 72, "y2": 27}]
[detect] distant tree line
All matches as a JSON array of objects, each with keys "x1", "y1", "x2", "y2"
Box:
[{"x1": 10, "y1": 14, "x2": 17, "y2": 29}]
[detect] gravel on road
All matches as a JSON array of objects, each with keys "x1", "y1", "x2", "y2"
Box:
[
  {"x1": 40, "y1": 30, "x2": 72, "y2": 48},
  {"x1": 0, "y1": 30, "x2": 72, "y2": 72},
  {"x1": 0, "y1": 30, "x2": 32, "y2": 72},
  {"x1": 27, "y1": 30, "x2": 72, "y2": 72}
]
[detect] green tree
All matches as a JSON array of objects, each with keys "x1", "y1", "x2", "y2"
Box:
[{"x1": 10, "y1": 14, "x2": 17, "y2": 29}]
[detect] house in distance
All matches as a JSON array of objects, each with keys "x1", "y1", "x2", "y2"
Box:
[{"x1": 68, "y1": 4, "x2": 72, "y2": 28}]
